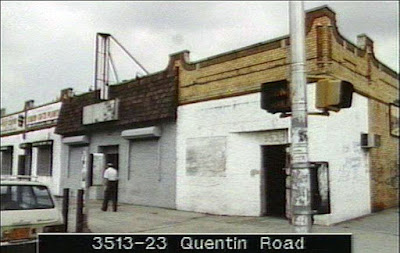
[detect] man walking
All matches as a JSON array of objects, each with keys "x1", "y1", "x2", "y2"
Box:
[{"x1": 101, "y1": 163, "x2": 118, "y2": 212}]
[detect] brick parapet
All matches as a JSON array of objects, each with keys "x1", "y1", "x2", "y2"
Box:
[
  {"x1": 320, "y1": 8, "x2": 399, "y2": 211},
  {"x1": 368, "y1": 100, "x2": 399, "y2": 211},
  {"x1": 168, "y1": 6, "x2": 399, "y2": 211},
  {"x1": 168, "y1": 6, "x2": 398, "y2": 105}
]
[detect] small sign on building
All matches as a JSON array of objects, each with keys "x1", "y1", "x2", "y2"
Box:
[
  {"x1": 82, "y1": 99, "x2": 119, "y2": 125},
  {"x1": 1, "y1": 113, "x2": 25, "y2": 134},
  {"x1": 26, "y1": 102, "x2": 61, "y2": 128}
]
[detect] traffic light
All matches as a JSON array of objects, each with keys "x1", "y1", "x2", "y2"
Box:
[
  {"x1": 18, "y1": 114, "x2": 24, "y2": 127},
  {"x1": 260, "y1": 80, "x2": 291, "y2": 114},
  {"x1": 315, "y1": 79, "x2": 354, "y2": 111}
]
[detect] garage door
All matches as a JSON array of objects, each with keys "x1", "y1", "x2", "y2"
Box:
[
  {"x1": 68, "y1": 146, "x2": 87, "y2": 190},
  {"x1": 129, "y1": 139, "x2": 159, "y2": 178}
]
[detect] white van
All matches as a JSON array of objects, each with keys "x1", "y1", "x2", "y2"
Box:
[{"x1": 1, "y1": 176, "x2": 64, "y2": 251}]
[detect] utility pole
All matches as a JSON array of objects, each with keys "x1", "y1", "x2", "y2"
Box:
[{"x1": 289, "y1": 1, "x2": 313, "y2": 233}]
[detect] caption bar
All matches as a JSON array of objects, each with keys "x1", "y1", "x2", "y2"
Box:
[{"x1": 39, "y1": 233, "x2": 351, "y2": 252}]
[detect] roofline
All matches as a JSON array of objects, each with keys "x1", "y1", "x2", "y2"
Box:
[
  {"x1": 305, "y1": 5, "x2": 335, "y2": 15},
  {"x1": 191, "y1": 35, "x2": 289, "y2": 65},
  {"x1": 168, "y1": 5, "x2": 398, "y2": 78},
  {"x1": 1, "y1": 100, "x2": 61, "y2": 119}
]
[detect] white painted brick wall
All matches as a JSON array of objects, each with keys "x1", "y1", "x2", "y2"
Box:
[
  {"x1": 308, "y1": 92, "x2": 370, "y2": 225},
  {"x1": 0, "y1": 127, "x2": 64, "y2": 196},
  {"x1": 177, "y1": 83, "x2": 370, "y2": 225}
]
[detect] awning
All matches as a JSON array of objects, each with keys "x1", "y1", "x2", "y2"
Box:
[
  {"x1": 121, "y1": 126, "x2": 161, "y2": 140},
  {"x1": 62, "y1": 135, "x2": 89, "y2": 146},
  {"x1": 19, "y1": 143, "x2": 32, "y2": 149},
  {"x1": 32, "y1": 140, "x2": 53, "y2": 147},
  {"x1": 0, "y1": 146, "x2": 13, "y2": 152}
]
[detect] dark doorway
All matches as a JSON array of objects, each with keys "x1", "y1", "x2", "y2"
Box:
[
  {"x1": 106, "y1": 154, "x2": 119, "y2": 170},
  {"x1": 24, "y1": 148, "x2": 32, "y2": 176},
  {"x1": 18, "y1": 155, "x2": 26, "y2": 175},
  {"x1": 262, "y1": 145, "x2": 287, "y2": 217},
  {"x1": 99, "y1": 145, "x2": 119, "y2": 169},
  {"x1": 98, "y1": 145, "x2": 119, "y2": 202}
]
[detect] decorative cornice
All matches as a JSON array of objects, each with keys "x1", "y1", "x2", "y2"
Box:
[{"x1": 166, "y1": 5, "x2": 398, "y2": 81}]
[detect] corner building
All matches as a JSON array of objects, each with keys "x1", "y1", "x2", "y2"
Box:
[{"x1": 171, "y1": 6, "x2": 398, "y2": 225}]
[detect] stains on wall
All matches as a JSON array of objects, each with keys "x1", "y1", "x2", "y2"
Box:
[{"x1": 186, "y1": 136, "x2": 227, "y2": 177}]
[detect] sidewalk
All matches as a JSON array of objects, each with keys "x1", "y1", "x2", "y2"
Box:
[{"x1": 65, "y1": 200, "x2": 399, "y2": 253}]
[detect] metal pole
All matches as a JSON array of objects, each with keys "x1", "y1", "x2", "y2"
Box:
[
  {"x1": 104, "y1": 36, "x2": 110, "y2": 100},
  {"x1": 76, "y1": 189, "x2": 84, "y2": 232},
  {"x1": 94, "y1": 34, "x2": 99, "y2": 94},
  {"x1": 62, "y1": 188, "x2": 70, "y2": 232},
  {"x1": 83, "y1": 154, "x2": 91, "y2": 232},
  {"x1": 289, "y1": 1, "x2": 312, "y2": 233},
  {"x1": 110, "y1": 36, "x2": 149, "y2": 75},
  {"x1": 108, "y1": 52, "x2": 120, "y2": 84},
  {"x1": 102, "y1": 36, "x2": 108, "y2": 100}
]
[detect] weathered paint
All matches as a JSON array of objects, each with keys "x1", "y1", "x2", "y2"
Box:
[
  {"x1": 308, "y1": 89, "x2": 371, "y2": 225},
  {"x1": 60, "y1": 122, "x2": 177, "y2": 209},
  {"x1": 176, "y1": 83, "x2": 370, "y2": 225},
  {"x1": 289, "y1": 1, "x2": 312, "y2": 232}
]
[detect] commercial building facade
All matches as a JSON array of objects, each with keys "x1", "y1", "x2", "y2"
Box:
[
  {"x1": 169, "y1": 6, "x2": 398, "y2": 225},
  {"x1": 0, "y1": 89, "x2": 73, "y2": 196},
  {"x1": 3, "y1": 5, "x2": 396, "y2": 225},
  {"x1": 55, "y1": 68, "x2": 179, "y2": 208}
]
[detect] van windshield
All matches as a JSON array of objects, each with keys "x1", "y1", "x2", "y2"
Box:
[{"x1": 1, "y1": 185, "x2": 55, "y2": 211}]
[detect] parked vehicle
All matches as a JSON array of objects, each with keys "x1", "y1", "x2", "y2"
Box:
[{"x1": 1, "y1": 176, "x2": 64, "y2": 252}]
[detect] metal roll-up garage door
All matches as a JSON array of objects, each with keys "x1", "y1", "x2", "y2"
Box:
[
  {"x1": 130, "y1": 140, "x2": 158, "y2": 176},
  {"x1": 125, "y1": 139, "x2": 160, "y2": 205}
]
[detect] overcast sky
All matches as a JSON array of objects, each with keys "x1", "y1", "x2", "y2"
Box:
[{"x1": 1, "y1": 1, "x2": 398, "y2": 114}]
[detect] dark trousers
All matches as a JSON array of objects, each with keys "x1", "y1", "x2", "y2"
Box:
[{"x1": 102, "y1": 181, "x2": 118, "y2": 212}]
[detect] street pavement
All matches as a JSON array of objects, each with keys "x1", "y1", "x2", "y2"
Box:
[{"x1": 62, "y1": 199, "x2": 399, "y2": 253}]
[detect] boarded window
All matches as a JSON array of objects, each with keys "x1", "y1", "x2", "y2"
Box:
[{"x1": 186, "y1": 137, "x2": 227, "y2": 177}]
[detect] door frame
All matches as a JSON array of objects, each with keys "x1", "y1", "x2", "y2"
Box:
[{"x1": 260, "y1": 144, "x2": 289, "y2": 217}]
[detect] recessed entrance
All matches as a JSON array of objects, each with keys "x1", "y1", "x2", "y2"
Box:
[
  {"x1": 261, "y1": 145, "x2": 287, "y2": 217},
  {"x1": 99, "y1": 145, "x2": 119, "y2": 169},
  {"x1": 17, "y1": 155, "x2": 26, "y2": 175},
  {"x1": 98, "y1": 145, "x2": 119, "y2": 201}
]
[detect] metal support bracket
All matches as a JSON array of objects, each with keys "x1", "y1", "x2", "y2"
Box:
[
  {"x1": 291, "y1": 162, "x2": 311, "y2": 169},
  {"x1": 279, "y1": 111, "x2": 330, "y2": 118}
]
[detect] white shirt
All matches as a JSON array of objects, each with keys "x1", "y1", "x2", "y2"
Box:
[{"x1": 103, "y1": 167, "x2": 118, "y2": 181}]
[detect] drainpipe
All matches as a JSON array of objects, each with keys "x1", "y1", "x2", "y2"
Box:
[{"x1": 289, "y1": 1, "x2": 312, "y2": 233}]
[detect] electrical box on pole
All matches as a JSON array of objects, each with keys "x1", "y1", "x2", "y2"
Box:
[
  {"x1": 315, "y1": 79, "x2": 354, "y2": 111},
  {"x1": 261, "y1": 80, "x2": 291, "y2": 114}
]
